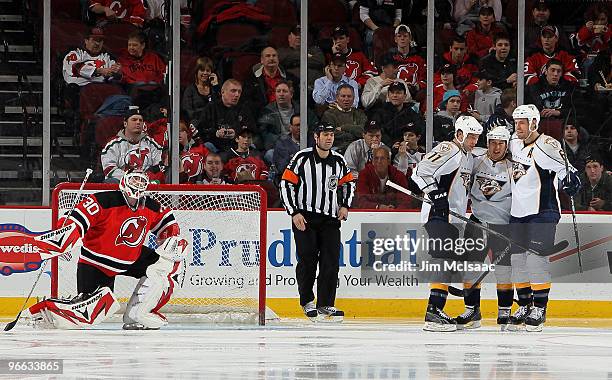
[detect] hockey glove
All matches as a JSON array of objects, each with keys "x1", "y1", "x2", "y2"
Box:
[
  {"x1": 562, "y1": 170, "x2": 581, "y2": 197},
  {"x1": 429, "y1": 189, "x2": 449, "y2": 219}
]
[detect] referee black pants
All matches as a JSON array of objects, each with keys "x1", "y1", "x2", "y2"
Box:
[{"x1": 293, "y1": 211, "x2": 341, "y2": 308}]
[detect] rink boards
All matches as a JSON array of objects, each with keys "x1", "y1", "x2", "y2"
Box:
[{"x1": 1, "y1": 208, "x2": 611, "y2": 319}]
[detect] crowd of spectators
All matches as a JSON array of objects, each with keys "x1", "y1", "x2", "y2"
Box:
[{"x1": 53, "y1": 0, "x2": 612, "y2": 211}]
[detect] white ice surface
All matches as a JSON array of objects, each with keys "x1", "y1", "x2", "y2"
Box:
[{"x1": 2, "y1": 320, "x2": 612, "y2": 379}]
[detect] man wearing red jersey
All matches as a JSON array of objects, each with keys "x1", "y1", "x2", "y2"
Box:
[
  {"x1": 328, "y1": 26, "x2": 378, "y2": 89},
  {"x1": 223, "y1": 127, "x2": 269, "y2": 182},
  {"x1": 29, "y1": 172, "x2": 187, "y2": 330},
  {"x1": 524, "y1": 26, "x2": 580, "y2": 85}
]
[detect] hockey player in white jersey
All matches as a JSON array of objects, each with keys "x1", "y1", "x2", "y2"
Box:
[
  {"x1": 411, "y1": 116, "x2": 483, "y2": 332},
  {"x1": 456, "y1": 126, "x2": 514, "y2": 330},
  {"x1": 507, "y1": 104, "x2": 581, "y2": 332}
]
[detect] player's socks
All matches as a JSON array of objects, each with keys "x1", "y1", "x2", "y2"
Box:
[{"x1": 496, "y1": 284, "x2": 514, "y2": 330}]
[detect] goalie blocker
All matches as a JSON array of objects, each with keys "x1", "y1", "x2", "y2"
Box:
[{"x1": 29, "y1": 172, "x2": 188, "y2": 329}]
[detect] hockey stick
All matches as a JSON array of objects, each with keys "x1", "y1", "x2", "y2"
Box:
[
  {"x1": 386, "y1": 180, "x2": 564, "y2": 257},
  {"x1": 447, "y1": 239, "x2": 570, "y2": 297},
  {"x1": 4, "y1": 169, "x2": 92, "y2": 332}
]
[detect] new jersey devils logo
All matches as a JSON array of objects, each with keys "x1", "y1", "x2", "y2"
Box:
[
  {"x1": 345, "y1": 60, "x2": 360, "y2": 80},
  {"x1": 115, "y1": 216, "x2": 148, "y2": 247},
  {"x1": 125, "y1": 148, "x2": 150, "y2": 170}
]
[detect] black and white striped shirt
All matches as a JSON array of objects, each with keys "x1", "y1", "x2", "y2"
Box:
[{"x1": 280, "y1": 147, "x2": 356, "y2": 218}]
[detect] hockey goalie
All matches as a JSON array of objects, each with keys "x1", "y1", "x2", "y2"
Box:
[{"x1": 28, "y1": 172, "x2": 188, "y2": 330}]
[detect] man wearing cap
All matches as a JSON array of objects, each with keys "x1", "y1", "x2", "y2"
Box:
[
  {"x1": 525, "y1": 1, "x2": 571, "y2": 54},
  {"x1": 362, "y1": 53, "x2": 409, "y2": 110},
  {"x1": 88, "y1": 0, "x2": 146, "y2": 27},
  {"x1": 465, "y1": 6, "x2": 506, "y2": 59},
  {"x1": 369, "y1": 80, "x2": 425, "y2": 146},
  {"x1": 575, "y1": 155, "x2": 612, "y2": 212},
  {"x1": 525, "y1": 25, "x2": 579, "y2": 85},
  {"x1": 432, "y1": 64, "x2": 468, "y2": 114},
  {"x1": 222, "y1": 127, "x2": 269, "y2": 182},
  {"x1": 321, "y1": 84, "x2": 367, "y2": 153},
  {"x1": 389, "y1": 24, "x2": 426, "y2": 94},
  {"x1": 343, "y1": 120, "x2": 386, "y2": 177},
  {"x1": 392, "y1": 123, "x2": 425, "y2": 176},
  {"x1": 479, "y1": 32, "x2": 517, "y2": 90},
  {"x1": 313, "y1": 52, "x2": 360, "y2": 109},
  {"x1": 328, "y1": 25, "x2": 378, "y2": 89},
  {"x1": 62, "y1": 27, "x2": 122, "y2": 87},
  {"x1": 358, "y1": 0, "x2": 403, "y2": 56},
  {"x1": 434, "y1": 90, "x2": 463, "y2": 142},
  {"x1": 277, "y1": 25, "x2": 325, "y2": 91},
  {"x1": 279, "y1": 123, "x2": 355, "y2": 323},
  {"x1": 101, "y1": 106, "x2": 164, "y2": 184}
]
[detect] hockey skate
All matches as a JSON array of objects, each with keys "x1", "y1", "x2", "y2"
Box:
[
  {"x1": 497, "y1": 307, "x2": 511, "y2": 331},
  {"x1": 302, "y1": 301, "x2": 318, "y2": 322},
  {"x1": 423, "y1": 304, "x2": 457, "y2": 332},
  {"x1": 455, "y1": 306, "x2": 482, "y2": 330},
  {"x1": 525, "y1": 306, "x2": 546, "y2": 332},
  {"x1": 507, "y1": 305, "x2": 531, "y2": 331},
  {"x1": 317, "y1": 306, "x2": 344, "y2": 323}
]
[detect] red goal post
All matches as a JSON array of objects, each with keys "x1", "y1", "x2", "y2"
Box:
[{"x1": 51, "y1": 183, "x2": 267, "y2": 325}]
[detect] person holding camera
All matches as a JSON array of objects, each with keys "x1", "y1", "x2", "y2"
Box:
[
  {"x1": 197, "y1": 78, "x2": 256, "y2": 153},
  {"x1": 576, "y1": 6, "x2": 611, "y2": 56}
]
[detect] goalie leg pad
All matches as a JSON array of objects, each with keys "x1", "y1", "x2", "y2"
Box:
[
  {"x1": 155, "y1": 236, "x2": 189, "y2": 262},
  {"x1": 28, "y1": 287, "x2": 120, "y2": 329},
  {"x1": 123, "y1": 257, "x2": 181, "y2": 329}
]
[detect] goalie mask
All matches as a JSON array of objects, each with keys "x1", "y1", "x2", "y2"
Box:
[{"x1": 120, "y1": 172, "x2": 150, "y2": 201}]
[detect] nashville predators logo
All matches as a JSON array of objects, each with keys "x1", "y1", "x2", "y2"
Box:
[
  {"x1": 512, "y1": 162, "x2": 528, "y2": 181},
  {"x1": 544, "y1": 137, "x2": 560, "y2": 149},
  {"x1": 476, "y1": 176, "x2": 505, "y2": 199},
  {"x1": 460, "y1": 172, "x2": 471, "y2": 194},
  {"x1": 116, "y1": 216, "x2": 148, "y2": 247},
  {"x1": 327, "y1": 175, "x2": 338, "y2": 191}
]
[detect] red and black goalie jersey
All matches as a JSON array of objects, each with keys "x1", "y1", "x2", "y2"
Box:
[{"x1": 61, "y1": 191, "x2": 179, "y2": 276}]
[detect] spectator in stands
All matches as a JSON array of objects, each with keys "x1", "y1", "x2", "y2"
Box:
[
  {"x1": 526, "y1": 59, "x2": 572, "y2": 122},
  {"x1": 525, "y1": 26, "x2": 580, "y2": 85},
  {"x1": 243, "y1": 46, "x2": 298, "y2": 117},
  {"x1": 117, "y1": 31, "x2": 166, "y2": 108},
  {"x1": 182, "y1": 57, "x2": 220, "y2": 124},
  {"x1": 355, "y1": 146, "x2": 412, "y2": 209},
  {"x1": 588, "y1": 49, "x2": 612, "y2": 129},
  {"x1": 590, "y1": 46, "x2": 612, "y2": 92},
  {"x1": 577, "y1": 6, "x2": 611, "y2": 55},
  {"x1": 435, "y1": 35, "x2": 479, "y2": 92},
  {"x1": 277, "y1": 25, "x2": 326, "y2": 92},
  {"x1": 63, "y1": 27, "x2": 122, "y2": 88},
  {"x1": 312, "y1": 53, "x2": 360, "y2": 108},
  {"x1": 453, "y1": 0, "x2": 502, "y2": 36},
  {"x1": 525, "y1": 1, "x2": 571, "y2": 54},
  {"x1": 197, "y1": 79, "x2": 256, "y2": 153},
  {"x1": 258, "y1": 80, "x2": 297, "y2": 163},
  {"x1": 434, "y1": 90, "x2": 462, "y2": 142},
  {"x1": 273, "y1": 114, "x2": 301, "y2": 176},
  {"x1": 392, "y1": 123, "x2": 425, "y2": 176},
  {"x1": 484, "y1": 87, "x2": 516, "y2": 134},
  {"x1": 321, "y1": 84, "x2": 367, "y2": 153},
  {"x1": 88, "y1": 0, "x2": 146, "y2": 27},
  {"x1": 101, "y1": 106, "x2": 164, "y2": 184},
  {"x1": 179, "y1": 120, "x2": 209, "y2": 184},
  {"x1": 362, "y1": 53, "x2": 408, "y2": 110},
  {"x1": 358, "y1": 0, "x2": 403, "y2": 56},
  {"x1": 197, "y1": 152, "x2": 229, "y2": 185},
  {"x1": 468, "y1": 70, "x2": 501, "y2": 123},
  {"x1": 329, "y1": 26, "x2": 378, "y2": 89},
  {"x1": 465, "y1": 6, "x2": 506, "y2": 59},
  {"x1": 389, "y1": 24, "x2": 426, "y2": 96},
  {"x1": 432, "y1": 64, "x2": 468, "y2": 113},
  {"x1": 222, "y1": 127, "x2": 269, "y2": 182},
  {"x1": 370, "y1": 81, "x2": 425, "y2": 146},
  {"x1": 563, "y1": 123, "x2": 591, "y2": 174},
  {"x1": 479, "y1": 32, "x2": 517, "y2": 90},
  {"x1": 344, "y1": 120, "x2": 386, "y2": 178},
  {"x1": 575, "y1": 155, "x2": 612, "y2": 211}
]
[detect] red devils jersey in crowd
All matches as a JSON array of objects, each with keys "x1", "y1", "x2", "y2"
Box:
[
  {"x1": 524, "y1": 49, "x2": 580, "y2": 85},
  {"x1": 223, "y1": 149, "x2": 269, "y2": 181},
  {"x1": 144, "y1": 118, "x2": 168, "y2": 148},
  {"x1": 118, "y1": 49, "x2": 166, "y2": 85},
  {"x1": 181, "y1": 144, "x2": 210, "y2": 183},
  {"x1": 89, "y1": 0, "x2": 146, "y2": 26},
  {"x1": 61, "y1": 191, "x2": 179, "y2": 276},
  {"x1": 391, "y1": 50, "x2": 427, "y2": 90},
  {"x1": 327, "y1": 49, "x2": 378, "y2": 88},
  {"x1": 434, "y1": 52, "x2": 479, "y2": 92}
]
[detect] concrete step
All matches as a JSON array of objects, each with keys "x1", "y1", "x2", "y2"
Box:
[{"x1": 0, "y1": 136, "x2": 74, "y2": 146}]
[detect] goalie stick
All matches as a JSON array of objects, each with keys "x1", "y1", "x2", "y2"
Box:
[
  {"x1": 385, "y1": 180, "x2": 567, "y2": 257},
  {"x1": 4, "y1": 169, "x2": 92, "y2": 332}
]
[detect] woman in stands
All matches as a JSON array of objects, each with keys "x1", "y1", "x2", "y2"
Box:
[{"x1": 182, "y1": 57, "x2": 220, "y2": 125}]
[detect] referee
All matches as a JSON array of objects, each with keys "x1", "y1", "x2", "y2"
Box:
[{"x1": 279, "y1": 123, "x2": 356, "y2": 322}]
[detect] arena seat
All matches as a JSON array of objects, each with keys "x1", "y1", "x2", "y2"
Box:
[
  {"x1": 215, "y1": 22, "x2": 262, "y2": 49},
  {"x1": 309, "y1": 0, "x2": 348, "y2": 26},
  {"x1": 255, "y1": 0, "x2": 297, "y2": 27},
  {"x1": 267, "y1": 26, "x2": 292, "y2": 49},
  {"x1": 102, "y1": 23, "x2": 139, "y2": 55},
  {"x1": 229, "y1": 53, "x2": 261, "y2": 82},
  {"x1": 372, "y1": 27, "x2": 395, "y2": 66}
]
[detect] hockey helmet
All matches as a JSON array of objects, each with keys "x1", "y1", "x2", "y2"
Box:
[
  {"x1": 454, "y1": 115, "x2": 483, "y2": 144},
  {"x1": 512, "y1": 104, "x2": 540, "y2": 131},
  {"x1": 486, "y1": 126, "x2": 510, "y2": 145},
  {"x1": 119, "y1": 171, "x2": 149, "y2": 200}
]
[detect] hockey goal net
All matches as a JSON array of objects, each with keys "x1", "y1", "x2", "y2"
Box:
[{"x1": 51, "y1": 183, "x2": 267, "y2": 325}]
